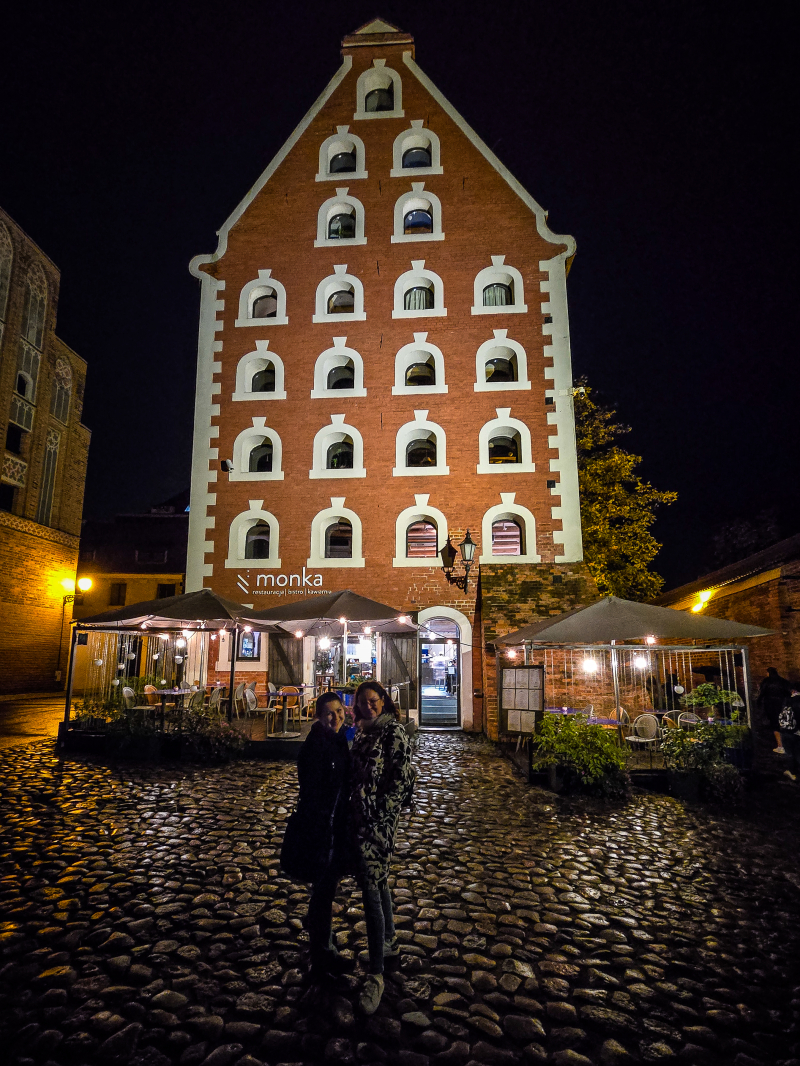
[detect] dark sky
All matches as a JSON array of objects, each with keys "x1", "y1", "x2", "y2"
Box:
[{"x1": 1, "y1": 1, "x2": 796, "y2": 589}]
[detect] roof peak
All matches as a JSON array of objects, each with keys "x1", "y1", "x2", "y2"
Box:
[
  {"x1": 354, "y1": 17, "x2": 403, "y2": 34},
  {"x1": 342, "y1": 18, "x2": 414, "y2": 50}
]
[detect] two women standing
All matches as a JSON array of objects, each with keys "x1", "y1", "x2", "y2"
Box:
[{"x1": 293, "y1": 681, "x2": 413, "y2": 1015}]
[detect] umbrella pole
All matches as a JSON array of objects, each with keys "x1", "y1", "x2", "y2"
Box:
[
  {"x1": 228, "y1": 624, "x2": 238, "y2": 723},
  {"x1": 611, "y1": 641, "x2": 623, "y2": 742}
]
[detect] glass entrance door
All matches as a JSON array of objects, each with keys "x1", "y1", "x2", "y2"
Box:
[{"x1": 419, "y1": 617, "x2": 460, "y2": 726}]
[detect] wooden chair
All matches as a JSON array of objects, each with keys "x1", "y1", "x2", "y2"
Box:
[{"x1": 278, "y1": 686, "x2": 302, "y2": 730}]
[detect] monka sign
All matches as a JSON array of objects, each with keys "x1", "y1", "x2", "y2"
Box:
[{"x1": 237, "y1": 568, "x2": 325, "y2": 597}]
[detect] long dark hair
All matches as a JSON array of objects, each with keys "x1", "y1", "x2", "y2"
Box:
[{"x1": 353, "y1": 680, "x2": 398, "y2": 722}]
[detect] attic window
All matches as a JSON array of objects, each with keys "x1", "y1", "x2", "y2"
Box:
[{"x1": 365, "y1": 86, "x2": 393, "y2": 112}]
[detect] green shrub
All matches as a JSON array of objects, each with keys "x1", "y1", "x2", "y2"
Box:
[
  {"x1": 703, "y1": 761, "x2": 745, "y2": 806},
  {"x1": 531, "y1": 713, "x2": 630, "y2": 797}
]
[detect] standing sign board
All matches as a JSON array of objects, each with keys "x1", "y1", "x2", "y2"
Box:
[{"x1": 501, "y1": 664, "x2": 544, "y2": 732}]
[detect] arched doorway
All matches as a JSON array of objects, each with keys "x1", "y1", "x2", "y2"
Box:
[{"x1": 419, "y1": 617, "x2": 460, "y2": 726}]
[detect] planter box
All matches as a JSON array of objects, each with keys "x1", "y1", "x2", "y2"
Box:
[{"x1": 668, "y1": 769, "x2": 703, "y2": 802}]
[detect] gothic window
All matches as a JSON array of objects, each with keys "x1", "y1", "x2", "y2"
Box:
[
  {"x1": 50, "y1": 359, "x2": 72, "y2": 423},
  {"x1": 34, "y1": 429, "x2": 60, "y2": 527},
  {"x1": 0, "y1": 223, "x2": 12, "y2": 321},
  {"x1": 21, "y1": 264, "x2": 47, "y2": 348}
]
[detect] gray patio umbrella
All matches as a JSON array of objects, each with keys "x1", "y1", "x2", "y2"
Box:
[
  {"x1": 74, "y1": 588, "x2": 274, "y2": 630},
  {"x1": 495, "y1": 595, "x2": 774, "y2": 644},
  {"x1": 249, "y1": 589, "x2": 418, "y2": 636}
]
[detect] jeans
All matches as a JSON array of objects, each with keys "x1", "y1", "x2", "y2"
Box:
[
  {"x1": 781, "y1": 732, "x2": 800, "y2": 774},
  {"x1": 362, "y1": 881, "x2": 396, "y2": 974},
  {"x1": 306, "y1": 862, "x2": 341, "y2": 964}
]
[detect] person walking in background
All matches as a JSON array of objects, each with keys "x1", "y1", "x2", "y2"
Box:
[
  {"x1": 756, "y1": 667, "x2": 793, "y2": 754},
  {"x1": 349, "y1": 681, "x2": 413, "y2": 1015},
  {"x1": 295, "y1": 691, "x2": 351, "y2": 981},
  {"x1": 779, "y1": 689, "x2": 800, "y2": 782}
]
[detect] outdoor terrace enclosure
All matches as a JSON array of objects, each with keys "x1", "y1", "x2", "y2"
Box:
[{"x1": 187, "y1": 19, "x2": 597, "y2": 737}]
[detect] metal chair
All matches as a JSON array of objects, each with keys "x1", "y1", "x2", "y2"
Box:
[
  {"x1": 244, "y1": 687, "x2": 277, "y2": 733},
  {"x1": 625, "y1": 713, "x2": 659, "y2": 751},
  {"x1": 122, "y1": 686, "x2": 136, "y2": 710},
  {"x1": 188, "y1": 689, "x2": 206, "y2": 712},
  {"x1": 232, "y1": 682, "x2": 246, "y2": 719},
  {"x1": 208, "y1": 686, "x2": 223, "y2": 717},
  {"x1": 678, "y1": 712, "x2": 701, "y2": 731}
]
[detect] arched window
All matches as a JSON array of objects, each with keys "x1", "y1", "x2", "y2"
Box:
[
  {"x1": 407, "y1": 520, "x2": 437, "y2": 557},
  {"x1": 317, "y1": 127, "x2": 367, "y2": 181},
  {"x1": 327, "y1": 362, "x2": 355, "y2": 390},
  {"x1": 311, "y1": 340, "x2": 367, "y2": 399},
  {"x1": 478, "y1": 409, "x2": 535, "y2": 474},
  {"x1": 355, "y1": 61, "x2": 403, "y2": 119},
  {"x1": 249, "y1": 441, "x2": 273, "y2": 473},
  {"x1": 406, "y1": 434, "x2": 437, "y2": 467},
  {"x1": 404, "y1": 209, "x2": 432, "y2": 235},
  {"x1": 50, "y1": 359, "x2": 72, "y2": 423},
  {"x1": 316, "y1": 191, "x2": 366, "y2": 247},
  {"x1": 403, "y1": 146, "x2": 431, "y2": 169},
  {"x1": 472, "y1": 257, "x2": 527, "y2": 316},
  {"x1": 328, "y1": 211, "x2": 355, "y2": 240},
  {"x1": 314, "y1": 267, "x2": 366, "y2": 323},
  {"x1": 22, "y1": 264, "x2": 47, "y2": 349},
  {"x1": 252, "y1": 363, "x2": 275, "y2": 392},
  {"x1": 488, "y1": 434, "x2": 520, "y2": 464},
  {"x1": 492, "y1": 519, "x2": 523, "y2": 555},
  {"x1": 15, "y1": 341, "x2": 41, "y2": 403},
  {"x1": 366, "y1": 86, "x2": 393, "y2": 112},
  {"x1": 405, "y1": 358, "x2": 436, "y2": 387},
  {"x1": 404, "y1": 283, "x2": 433, "y2": 311},
  {"x1": 393, "y1": 186, "x2": 443, "y2": 244},
  {"x1": 237, "y1": 270, "x2": 288, "y2": 326},
  {"x1": 232, "y1": 342, "x2": 287, "y2": 401},
  {"x1": 16, "y1": 372, "x2": 32, "y2": 399},
  {"x1": 0, "y1": 223, "x2": 12, "y2": 321},
  {"x1": 325, "y1": 520, "x2": 353, "y2": 558},
  {"x1": 245, "y1": 521, "x2": 271, "y2": 559},
  {"x1": 393, "y1": 261, "x2": 446, "y2": 319},
  {"x1": 474, "y1": 331, "x2": 531, "y2": 393},
  {"x1": 327, "y1": 439, "x2": 354, "y2": 469}
]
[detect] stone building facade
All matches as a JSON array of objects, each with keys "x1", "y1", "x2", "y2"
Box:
[
  {"x1": 186, "y1": 20, "x2": 596, "y2": 737},
  {"x1": 0, "y1": 206, "x2": 90, "y2": 694}
]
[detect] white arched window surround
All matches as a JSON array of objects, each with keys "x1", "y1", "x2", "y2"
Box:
[
  {"x1": 474, "y1": 329, "x2": 532, "y2": 392},
  {"x1": 416, "y1": 606, "x2": 474, "y2": 730},
  {"x1": 392, "y1": 184, "x2": 444, "y2": 244},
  {"x1": 316, "y1": 126, "x2": 368, "y2": 182},
  {"x1": 225, "y1": 500, "x2": 282, "y2": 569},
  {"x1": 471, "y1": 256, "x2": 528, "y2": 315},
  {"x1": 229, "y1": 417, "x2": 284, "y2": 482},
  {"x1": 480, "y1": 493, "x2": 541, "y2": 564},
  {"x1": 232, "y1": 340, "x2": 287, "y2": 401},
  {"x1": 308, "y1": 497, "x2": 365, "y2": 568},
  {"x1": 392, "y1": 493, "x2": 448, "y2": 568},
  {"x1": 236, "y1": 269, "x2": 289, "y2": 326},
  {"x1": 392, "y1": 332, "x2": 447, "y2": 396},
  {"x1": 392, "y1": 260, "x2": 446, "y2": 320},
  {"x1": 477, "y1": 408, "x2": 536, "y2": 475},
  {"x1": 354, "y1": 59, "x2": 404, "y2": 120},
  {"x1": 310, "y1": 414, "x2": 366, "y2": 479},
  {"x1": 313, "y1": 264, "x2": 366, "y2": 323},
  {"x1": 390, "y1": 120, "x2": 443, "y2": 177},
  {"x1": 314, "y1": 188, "x2": 367, "y2": 248},
  {"x1": 311, "y1": 337, "x2": 367, "y2": 399},
  {"x1": 393, "y1": 409, "x2": 449, "y2": 477}
]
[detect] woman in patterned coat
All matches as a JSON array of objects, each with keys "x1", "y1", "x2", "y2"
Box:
[{"x1": 349, "y1": 681, "x2": 413, "y2": 1014}]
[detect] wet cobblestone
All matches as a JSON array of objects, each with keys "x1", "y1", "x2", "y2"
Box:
[{"x1": 1, "y1": 733, "x2": 799, "y2": 1065}]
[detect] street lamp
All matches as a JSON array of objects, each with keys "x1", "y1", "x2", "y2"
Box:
[
  {"x1": 440, "y1": 530, "x2": 476, "y2": 592},
  {"x1": 58, "y1": 577, "x2": 93, "y2": 682}
]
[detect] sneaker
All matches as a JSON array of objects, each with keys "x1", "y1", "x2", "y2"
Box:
[
  {"x1": 774, "y1": 746, "x2": 786, "y2": 754},
  {"x1": 359, "y1": 973, "x2": 384, "y2": 1015},
  {"x1": 784, "y1": 770, "x2": 797, "y2": 782}
]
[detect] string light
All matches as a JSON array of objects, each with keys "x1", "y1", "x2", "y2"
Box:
[
  {"x1": 295, "y1": 630, "x2": 303, "y2": 638},
  {"x1": 633, "y1": 655, "x2": 648, "y2": 670},
  {"x1": 583, "y1": 658, "x2": 598, "y2": 673}
]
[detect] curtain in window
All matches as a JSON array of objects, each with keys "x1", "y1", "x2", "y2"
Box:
[
  {"x1": 483, "y1": 283, "x2": 512, "y2": 307},
  {"x1": 404, "y1": 286, "x2": 434, "y2": 311},
  {"x1": 35, "y1": 429, "x2": 60, "y2": 527}
]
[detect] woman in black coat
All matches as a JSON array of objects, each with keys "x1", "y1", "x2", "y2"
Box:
[{"x1": 296, "y1": 690, "x2": 351, "y2": 979}]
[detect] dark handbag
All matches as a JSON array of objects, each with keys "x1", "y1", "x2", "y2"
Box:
[{"x1": 279, "y1": 803, "x2": 333, "y2": 882}]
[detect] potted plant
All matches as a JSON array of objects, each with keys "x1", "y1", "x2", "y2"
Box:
[
  {"x1": 661, "y1": 721, "x2": 744, "y2": 803},
  {"x1": 680, "y1": 683, "x2": 742, "y2": 720},
  {"x1": 530, "y1": 713, "x2": 630, "y2": 797}
]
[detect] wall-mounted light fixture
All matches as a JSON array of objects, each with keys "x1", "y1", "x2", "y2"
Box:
[{"x1": 440, "y1": 530, "x2": 476, "y2": 593}]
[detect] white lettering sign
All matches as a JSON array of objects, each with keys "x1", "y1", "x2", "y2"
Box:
[{"x1": 237, "y1": 567, "x2": 324, "y2": 595}]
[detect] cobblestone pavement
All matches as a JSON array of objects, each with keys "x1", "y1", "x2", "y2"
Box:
[
  {"x1": 2, "y1": 733, "x2": 800, "y2": 1066},
  {"x1": 0, "y1": 696, "x2": 65, "y2": 751}
]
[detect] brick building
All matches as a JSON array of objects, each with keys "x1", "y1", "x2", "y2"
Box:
[
  {"x1": 186, "y1": 20, "x2": 597, "y2": 737},
  {"x1": 655, "y1": 534, "x2": 800, "y2": 690},
  {"x1": 0, "y1": 206, "x2": 90, "y2": 694}
]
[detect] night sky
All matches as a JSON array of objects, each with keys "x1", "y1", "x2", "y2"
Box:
[{"x1": 1, "y1": 1, "x2": 795, "y2": 589}]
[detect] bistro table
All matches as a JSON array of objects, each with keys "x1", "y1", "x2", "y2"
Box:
[
  {"x1": 157, "y1": 688, "x2": 192, "y2": 732},
  {"x1": 267, "y1": 689, "x2": 304, "y2": 740}
]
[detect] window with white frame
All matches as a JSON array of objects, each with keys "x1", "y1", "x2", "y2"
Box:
[
  {"x1": 393, "y1": 261, "x2": 446, "y2": 319},
  {"x1": 392, "y1": 332, "x2": 446, "y2": 395},
  {"x1": 477, "y1": 408, "x2": 536, "y2": 474},
  {"x1": 310, "y1": 414, "x2": 366, "y2": 479},
  {"x1": 354, "y1": 60, "x2": 404, "y2": 120},
  {"x1": 471, "y1": 256, "x2": 528, "y2": 315},
  {"x1": 50, "y1": 358, "x2": 72, "y2": 423},
  {"x1": 236, "y1": 269, "x2": 289, "y2": 326},
  {"x1": 232, "y1": 341, "x2": 287, "y2": 401},
  {"x1": 313, "y1": 265, "x2": 366, "y2": 323},
  {"x1": 230, "y1": 418, "x2": 284, "y2": 481},
  {"x1": 308, "y1": 497, "x2": 365, "y2": 568},
  {"x1": 0, "y1": 223, "x2": 12, "y2": 322},
  {"x1": 315, "y1": 189, "x2": 367, "y2": 247},
  {"x1": 15, "y1": 341, "x2": 40, "y2": 402},
  {"x1": 474, "y1": 329, "x2": 531, "y2": 392},
  {"x1": 392, "y1": 494, "x2": 448, "y2": 567},
  {"x1": 311, "y1": 338, "x2": 367, "y2": 398},
  {"x1": 316, "y1": 127, "x2": 368, "y2": 181},
  {"x1": 479, "y1": 493, "x2": 541, "y2": 563},
  {"x1": 225, "y1": 501, "x2": 282, "y2": 568},
  {"x1": 21, "y1": 263, "x2": 47, "y2": 348},
  {"x1": 394, "y1": 410, "x2": 449, "y2": 476},
  {"x1": 392, "y1": 184, "x2": 444, "y2": 244},
  {"x1": 390, "y1": 121, "x2": 443, "y2": 177}
]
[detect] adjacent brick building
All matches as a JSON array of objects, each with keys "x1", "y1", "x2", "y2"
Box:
[
  {"x1": 0, "y1": 206, "x2": 90, "y2": 694},
  {"x1": 186, "y1": 20, "x2": 597, "y2": 736}
]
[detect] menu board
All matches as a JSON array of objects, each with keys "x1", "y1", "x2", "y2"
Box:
[{"x1": 502, "y1": 665, "x2": 544, "y2": 732}]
